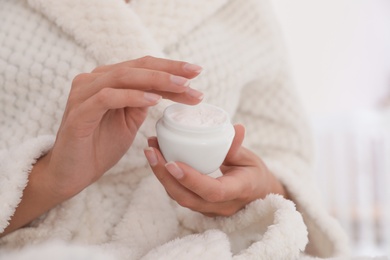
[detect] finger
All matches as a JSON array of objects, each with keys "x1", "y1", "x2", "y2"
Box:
[
  {"x1": 91, "y1": 67, "x2": 204, "y2": 106},
  {"x1": 67, "y1": 73, "x2": 100, "y2": 104},
  {"x1": 153, "y1": 89, "x2": 204, "y2": 106},
  {"x1": 165, "y1": 162, "x2": 252, "y2": 216},
  {"x1": 144, "y1": 147, "x2": 207, "y2": 210},
  {"x1": 144, "y1": 146, "x2": 184, "y2": 194},
  {"x1": 93, "y1": 67, "x2": 195, "y2": 94},
  {"x1": 92, "y1": 56, "x2": 203, "y2": 79},
  {"x1": 72, "y1": 88, "x2": 161, "y2": 127},
  {"x1": 165, "y1": 161, "x2": 247, "y2": 203},
  {"x1": 223, "y1": 124, "x2": 257, "y2": 167},
  {"x1": 147, "y1": 136, "x2": 160, "y2": 150},
  {"x1": 147, "y1": 132, "x2": 247, "y2": 203},
  {"x1": 144, "y1": 146, "x2": 247, "y2": 216},
  {"x1": 72, "y1": 73, "x2": 98, "y2": 86},
  {"x1": 225, "y1": 124, "x2": 245, "y2": 161},
  {"x1": 75, "y1": 69, "x2": 203, "y2": 108}
]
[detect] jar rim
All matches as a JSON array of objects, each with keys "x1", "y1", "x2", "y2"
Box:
[{"x1": 162, "y1": 103, "x2": 231, "y2": 133}]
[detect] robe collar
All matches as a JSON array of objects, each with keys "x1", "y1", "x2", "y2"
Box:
[{"x1": 27, "y1": 0, "x2": 227, "y2": 64}]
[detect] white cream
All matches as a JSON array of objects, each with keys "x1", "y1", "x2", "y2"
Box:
[
  {"x1": 156, "y1": 103, "x2": 235, "y2": 174},
  {"x1": 168, "y1": 106, "x2": 227, "y2": 127}
]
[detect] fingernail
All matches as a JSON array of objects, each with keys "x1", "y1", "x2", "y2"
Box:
[
  {"x1": 144, "y1": 92, "x2": 162, "y2": 103},
  {"x1": 165, "y1": 162, "x2": 184, "y2": 179},
  {"x1": 183, "y1": 63, "x2": 203, "y2": 74},
  {"x1": 170, "y1": 75, "x2": 190, "y2": 87},
  {"x1": 144, "y1": 148, "x2": 158, "y2": 166},
  {"x1": 186, "y1": 88, "x2": 204, "y2": 100},
  {"x1": 147, "y1": 136, "x2": 156, "y2": 143}
]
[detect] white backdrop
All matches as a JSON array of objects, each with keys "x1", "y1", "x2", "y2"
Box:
[
  {"x1": 270, "y1": 0, "x2": 390, "y2": 117},
  {"x1": 270, "y1": 0, "x2": 390, "y2": 257}
]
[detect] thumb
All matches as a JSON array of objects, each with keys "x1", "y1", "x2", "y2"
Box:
[{"x1": 224, "y1": 124, "x2": 245, "y2": 164}]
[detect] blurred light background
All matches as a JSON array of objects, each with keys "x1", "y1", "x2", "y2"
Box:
[{"x1": 270, "y1": 0, "x2": 390, "y2": 257}]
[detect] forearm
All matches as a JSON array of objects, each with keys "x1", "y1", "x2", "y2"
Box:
[{"x1": 1, "y1": 154, "x2": 67, "y2": 237}]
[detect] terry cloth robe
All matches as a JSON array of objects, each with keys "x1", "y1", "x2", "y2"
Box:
[{"x1": 0, "y1": 0, "x2": 349, "y2": 259}]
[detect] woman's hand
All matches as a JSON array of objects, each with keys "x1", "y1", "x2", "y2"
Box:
[
  {"x1": 144, "y1": 124, "x2": 288, "y2": 217},
  {"x1": 45, "y1": 56, "x2": 204, "y2": 198},
  {"x1": 1, "y1": 56, "x2": 204, "y2": 237}
]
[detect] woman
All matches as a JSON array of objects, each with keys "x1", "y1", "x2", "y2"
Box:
[{"x1": 0, "y1": 0, "x2": 349, "y2": 259}]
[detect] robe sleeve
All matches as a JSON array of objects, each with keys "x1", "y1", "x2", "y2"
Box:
[{"x1": 0, "y1": 135, "x2": 54, "y2": 233}]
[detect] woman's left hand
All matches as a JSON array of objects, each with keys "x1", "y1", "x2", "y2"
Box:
[{"x1": 144, "y1": 124, "x2": 288, "y2": 217}]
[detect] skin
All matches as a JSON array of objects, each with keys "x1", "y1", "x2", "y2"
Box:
[
  {"x1": 145, "y1": 124, "x2": 287, "y2": 217},
  {"x1": 1, "y1": 56, "x2": 287, "y2": 237},
  {"x1": 1, "y1": 56, "x2": 203, "y2": 236}
]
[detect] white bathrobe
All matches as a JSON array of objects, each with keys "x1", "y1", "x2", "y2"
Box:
[{"x1": 0, "y1": 0, "x2": 349, "y2": 259}]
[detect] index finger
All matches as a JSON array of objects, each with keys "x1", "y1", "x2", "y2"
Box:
[{"x1": 92, "y1": 56, "x2": 203, "y2": 79}]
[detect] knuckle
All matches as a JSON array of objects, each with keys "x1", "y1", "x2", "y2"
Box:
[
  {"x1": 112, "y1": 67, "x2": 129, "y2": 79},
  {"x1": 136, "y1": 55, "x2": 154, "y2": 67},
  {"x1": 109, "y1": 67, "x2": 130, "y2": 86},
  {"x1": 72, "y1": 73, "x2": 91, "y2": 86},
  {"x1": 95, "y1": 88, "x2": 111, "y2": 106}
]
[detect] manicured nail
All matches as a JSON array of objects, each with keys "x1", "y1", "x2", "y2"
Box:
[
  {"x1": 147, "y1": 136, "x2": 157, "y2": 145},
  {"x1": 183, "y1": 63, "x2": 203, "y2": 74},
  {"x1": 165, "y1": 162, "x2": 184, "y2": 179},
  {"x1": 144, "y1": 147, "x2": 158, "y2": 166},
  {"x1": 144, "y1": 92, "x2": 162, "y2": 103},
  {"x1": 170, "y1": 75, "x2": 190, "y2": 87},
  {"x1": 186, "y1": 88, "x2": 204, "y2": 100}
]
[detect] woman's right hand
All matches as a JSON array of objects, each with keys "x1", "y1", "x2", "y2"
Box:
[{"x1": 44, "y1": 56, "x2": 204, "y2": 199}]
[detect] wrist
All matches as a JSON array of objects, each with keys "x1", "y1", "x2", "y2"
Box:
[
  {"x1": 30, "y1": 152, "x2": 70, "y2": 203},
  {"x1": 1, "y1": 152, "x2": 68, "y2": 237}
]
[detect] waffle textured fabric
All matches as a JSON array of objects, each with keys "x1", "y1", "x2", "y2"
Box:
[{"x1": 0, "y1": 0, "x2": 349, "y2": 259}]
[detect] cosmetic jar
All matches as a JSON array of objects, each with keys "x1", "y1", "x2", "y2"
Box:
[{"x1": 156, "y1": 103, "x2": 235, "y2": 174}]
